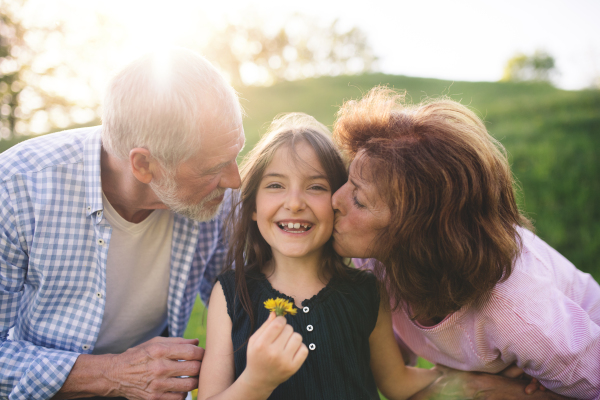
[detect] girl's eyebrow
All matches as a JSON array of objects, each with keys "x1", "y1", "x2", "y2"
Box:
[
  {"x1": 262, "y1": 173, "x2": 286, "y2": 179},
  {"x1": 261, "y1": 173, "x2": 328, "y2": 180}
]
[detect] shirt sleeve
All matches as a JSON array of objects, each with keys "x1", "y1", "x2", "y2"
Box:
[
  {"x1": 0, "y1": 182, "x2": 80, "y2": 400},
  {"x1": 488, "y1": 285, "x2": 600, "y2": 400},
  {"x1": 198, "y1": 189, "x2": 233, "y2": 305}
]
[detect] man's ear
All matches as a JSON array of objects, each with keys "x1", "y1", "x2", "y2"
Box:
[{"x1": 130, "y1": 148, "x2": 156, "y2": 184}]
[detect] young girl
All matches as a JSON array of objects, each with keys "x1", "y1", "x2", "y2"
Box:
[{"x1": 198, "y1": 113, "x2": 440, "y2": 400}]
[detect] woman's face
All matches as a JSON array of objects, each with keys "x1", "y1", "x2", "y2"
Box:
[{"x1": 331, "y1": 152, "x2": 391, "y2": 259}]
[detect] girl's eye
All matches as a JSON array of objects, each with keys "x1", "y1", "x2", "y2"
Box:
[
  {"x1": 266, "y1": 183, "x2": 283, "y2": 189},
  {"x1": 309, "y1": 185, "x2": 329, "y2": 191}
]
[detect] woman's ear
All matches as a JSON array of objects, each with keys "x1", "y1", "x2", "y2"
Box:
[
  {"x1": 252, "y1": 211, "x2": 257, "y2": 221},
  {"x1": 129, "y1": 148, "x2": 156, "y2": 184}
]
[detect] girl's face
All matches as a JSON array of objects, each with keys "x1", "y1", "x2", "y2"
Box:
[{"x1": 252, "y1": 141, "x2": 334, "y2": 262}]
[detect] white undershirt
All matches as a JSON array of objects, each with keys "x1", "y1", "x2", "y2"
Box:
[{"x1": 92, "y1": 193, "x2": 174, "y2": 355}]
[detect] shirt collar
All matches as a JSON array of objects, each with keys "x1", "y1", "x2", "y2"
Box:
[{"x1": 83, "y1": 126, "x2": 104, "y2": 217}]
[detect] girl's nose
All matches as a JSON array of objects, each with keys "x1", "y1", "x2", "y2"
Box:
[{"x1": 285, "y1": 189, "x2": 305, "y2": 212}]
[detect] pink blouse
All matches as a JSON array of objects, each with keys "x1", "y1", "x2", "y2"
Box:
[{"x1": 357, "y1": 228, "x2": 600, "y2": 399}]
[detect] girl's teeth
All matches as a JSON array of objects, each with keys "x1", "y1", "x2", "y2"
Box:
[
  {"x1": 294, "y1": 223, "x2": 300, "y2": 229},
  {"x1": 288, "y1": 222, "x2": 294, "y2": 229}
]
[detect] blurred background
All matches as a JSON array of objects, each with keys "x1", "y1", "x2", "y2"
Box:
[{"x1": 1, "y1": 0, "x2": 599, "y2": 370}]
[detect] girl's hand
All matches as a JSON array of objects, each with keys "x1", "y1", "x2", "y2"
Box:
[{"x1": 240, "y1": 312, "x2": 308, "y2": 394}]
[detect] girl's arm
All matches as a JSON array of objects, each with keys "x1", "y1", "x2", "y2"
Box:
[
  {"x1": 369, "y1": 300, "x2": 440, "y2": 400},
  {"x1": 198, "y1": 282, "x2": 308, "y2": 400}
]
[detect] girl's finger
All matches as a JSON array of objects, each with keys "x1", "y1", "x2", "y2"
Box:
[
  {"x1": 252, "y1": 312, "x2": 276, "y2": 339},
  {"x1": 272, "y1": 323, "x2": 295, "y2": 351},
  {"x1": 291, "y1": 342, "x2": 309, "y2": 370},
  {"x1": 259, "y1": 315, "x2": 288, "y2": 345}
]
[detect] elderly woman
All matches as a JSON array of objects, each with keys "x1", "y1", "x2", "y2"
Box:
[{"x1": 331, "y1": 87, "x2": 600, "y2": 399}]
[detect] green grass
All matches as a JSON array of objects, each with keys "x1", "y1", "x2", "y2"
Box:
[
  {"x1": 237, "y1": 75, "x2": 600, "y2": 280},
  {"x1": 4, "y1": 74, "x2": 598, "y2": 278},
  {"x1": 4, "y1": 74, "x2": 599, "y2": 398},
  {"x1": 1, "y1": 74, "x2": 596, "y2": 400}
]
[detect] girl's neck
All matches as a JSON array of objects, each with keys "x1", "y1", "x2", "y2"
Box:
[{"x1": 263, "y1": 251, "x2": 330, "y2": 307}]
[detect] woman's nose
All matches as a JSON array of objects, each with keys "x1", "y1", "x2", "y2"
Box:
[{"x1": 332, "y1": 185, "x2": 345, "y2": 214}]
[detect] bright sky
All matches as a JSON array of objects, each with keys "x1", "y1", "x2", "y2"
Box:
[{"x1": 18, "y1": 0, "x2": 600, "y2": 91}]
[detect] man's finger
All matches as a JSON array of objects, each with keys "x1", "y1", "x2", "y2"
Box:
[
  {"x1": 162, "y1": 377, "x2": 199, "y2": 393},
  {"x1": 164, "y1": 360, "x2": 202, "y2": 378},
  {"x1": 163, "y1": 343, "x2": 205, "y2": 361},
  {"x1": 151, "y1": 336, "x2": 200, "y2": 346}
]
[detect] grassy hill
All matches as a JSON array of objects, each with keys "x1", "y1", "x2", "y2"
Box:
[
  {"x1": 2, "y1": 72, "x2": 598, "y2": 282},
  {"x1": 2, "y1": 73, "x2": 598, "y2": 278},
  {"x1": 3, "y1": 73, "x2": 598, "y2": 398},
  {"x1": 238, "y1": 73, "x2": 600, "y2": 280}
]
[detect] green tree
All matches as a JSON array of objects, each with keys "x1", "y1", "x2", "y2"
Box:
[
  {"x1": 201, "y1": 14, "x2": 378, "y2": 86},
  {"x1": 0, "y1": 0, "x2": 109, "y2": 140},
  {"x1": 501, "y1": 50, "x2": 556, "y2": 83},
  {"x1": 0, "y1": 0, "x2": 69, "y2": 139}
]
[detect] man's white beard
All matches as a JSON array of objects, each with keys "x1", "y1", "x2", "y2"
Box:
[{"x1": 150, "y1": 174, "x2": 225, "y2": 222}]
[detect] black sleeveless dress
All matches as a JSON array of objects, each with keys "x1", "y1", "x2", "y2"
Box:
[{"x1": 217, "y1": 268, "x2": 380, "y2": 400}]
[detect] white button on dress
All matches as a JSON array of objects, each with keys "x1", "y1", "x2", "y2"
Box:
[
  {"x1": 309, "y1": 343, "x2": 316, "y2": 351},
  {"x1": 303, "y1": 306, "x2": 309, "y2": 313},
  {"x1": 306, "y1": 324, "x2": 314, "y2": 332}
]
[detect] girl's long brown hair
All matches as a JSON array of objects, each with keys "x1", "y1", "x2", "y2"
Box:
[
  {"x1": 223, "y1": 113, "x2": 349, "y2": 334},
  {"x1": 333, "y1": 86, "x2": 532, "y2": 320}
]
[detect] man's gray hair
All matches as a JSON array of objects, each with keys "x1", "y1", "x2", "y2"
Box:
[{"x1": 102, "y1": 48, "x2": 242, "y2": 169}]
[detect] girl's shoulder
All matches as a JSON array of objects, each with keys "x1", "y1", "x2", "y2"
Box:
[
  {"x1": 338, "y1": 267, "x2": 378, "y2": 290},
  {"x1": 216, "y1": 269, "x2": 236, "y2": 293},
  {"x1": 333, "y1": 267, "x2": 380, "y2": 311}
]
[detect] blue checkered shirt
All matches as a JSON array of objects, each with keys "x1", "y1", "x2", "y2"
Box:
[{"x1": 0, "y1": 127, "x2": 227, "y2": 399}]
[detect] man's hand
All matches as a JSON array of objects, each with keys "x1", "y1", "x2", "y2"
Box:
[
  {"x1": 408, "y1": 365, "x2": 574, "y2": 400},
  {"x1": 54, "y1": 337, "x2": 204, "y2": 400}
]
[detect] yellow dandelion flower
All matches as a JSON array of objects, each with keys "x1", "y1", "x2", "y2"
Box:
[{"x1": 264, "y1": 297, "x2": 297, "y2": 316}]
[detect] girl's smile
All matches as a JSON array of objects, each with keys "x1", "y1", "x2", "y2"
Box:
[{"x1": 252, "y1": 141, "x2": 334, "y2": 262}]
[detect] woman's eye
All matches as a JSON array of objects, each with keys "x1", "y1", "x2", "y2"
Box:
[
  {"x1": 352, "y1": 190, "x2": 366, "y2": 208},
  {"x1": 309, "y1": 185, "x2": 329, "y2": 191},
  {"x1": 266, "y1": 183, "x2": 283, "y2": 189}
]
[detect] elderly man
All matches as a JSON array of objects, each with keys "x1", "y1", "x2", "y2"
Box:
[{"x1": 0, "y1": 49, "x2": 244, "y2": 400}]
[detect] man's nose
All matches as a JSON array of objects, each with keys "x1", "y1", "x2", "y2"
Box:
[{"x1": 219, "y1": 163, "x2": 242, "y2": 189}]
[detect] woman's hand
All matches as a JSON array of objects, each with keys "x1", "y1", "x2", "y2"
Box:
[
  {"x1": 408, "y1": 365, "x2": 573, "y2": 400},
  {"x1": 239, "y1": 312, "x2": 308, "y2": 395},
  {"x1": 500, "y1": 364, "x2": 547, "y2": 395}
]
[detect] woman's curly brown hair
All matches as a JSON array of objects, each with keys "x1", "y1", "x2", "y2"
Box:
[{"x1": 333, "y1": 86, "x2": 532, "y2": 320}]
